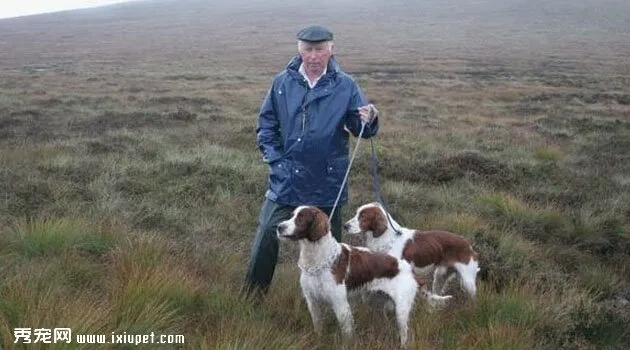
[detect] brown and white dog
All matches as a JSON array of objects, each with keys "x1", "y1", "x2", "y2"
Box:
[
  {"x1": 344, "y1": 202, "x2": 480, "y2": 299},
  {"x1": 277, "y1": 205, "x2": 452, "y2": 348}
]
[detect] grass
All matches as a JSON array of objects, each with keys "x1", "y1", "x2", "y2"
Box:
[
  {"x1": 5, "y1": 217, "x2": 115, "y2": 257},
  {"x1": 1, "y1": 0, "x2": 629, "y2": 349}
]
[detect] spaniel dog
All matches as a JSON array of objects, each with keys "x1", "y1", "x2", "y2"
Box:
[
  {"x1": 277, "y1": 205, "x2": 451, "y2": 348},
  {"x1": 344, "y1": 202, "x2": 480, "y2": 299}
]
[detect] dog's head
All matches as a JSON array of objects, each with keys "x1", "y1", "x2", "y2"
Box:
[
  {"x1": 343, "y1": 202, "x2": 389, "y2": 237},
  {"x1": 277, "y1": 206, "x2": 330, "y2": 242}
]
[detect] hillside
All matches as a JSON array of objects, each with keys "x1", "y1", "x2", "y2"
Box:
[{"x1": 1, "y1": 0, "x2": 629, "y2": 348}]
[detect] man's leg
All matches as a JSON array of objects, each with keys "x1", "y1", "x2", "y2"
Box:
[
  {"x1": 244, "y1": 198, "x2": 294, "y2": 298},
  {"x1": 321, "y1": 205, "x2": 343, "y2": 242}
]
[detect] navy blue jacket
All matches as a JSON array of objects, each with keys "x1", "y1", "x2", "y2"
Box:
[{"x1": 257, "y1": 54, "x2": 379, "y2": 207}]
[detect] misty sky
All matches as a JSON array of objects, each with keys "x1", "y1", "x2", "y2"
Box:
[{"x1": 0, "y1": 0, "x2": 135, "y2": 19}]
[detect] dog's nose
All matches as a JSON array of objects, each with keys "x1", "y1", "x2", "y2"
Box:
[{"x1": 342, "y1": 222, "x2": 350, "y2": 231}]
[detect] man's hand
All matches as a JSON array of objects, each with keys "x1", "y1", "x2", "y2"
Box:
[{"x1": 358, "y1": 104, "x2": 379, "y2": 124}]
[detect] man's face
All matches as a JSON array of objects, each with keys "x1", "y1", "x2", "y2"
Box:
[{"x1": 298, "y1": 41, "x2": 332, "y2": 77}]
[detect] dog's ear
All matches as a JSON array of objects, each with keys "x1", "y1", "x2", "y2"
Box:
[
  {"x1": 373, "y1": 213, "x2": 388, "y2": 237},
  {"x1": 308, "y1": 208, "x2": 330, "y2": 241},
  {"x1": 361, "y1": 207, "x2": 388, "y2": 237}
]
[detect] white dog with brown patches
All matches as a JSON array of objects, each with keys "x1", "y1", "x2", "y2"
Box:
[
  {"x1": 277, "y1": 205, "x2": 451, "y2": 348},
  {"x1": 344, "y1": 202, "x2": 480, "y2": 298}
]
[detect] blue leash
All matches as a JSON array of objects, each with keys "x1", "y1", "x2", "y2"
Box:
[{"x1": 369, "y1": 138, "x2": 403, "y2": 236}]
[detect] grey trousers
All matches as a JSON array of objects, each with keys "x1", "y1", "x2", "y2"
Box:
[{"x1": 244, "y1": 198, "x2": 343, "y2": 297}]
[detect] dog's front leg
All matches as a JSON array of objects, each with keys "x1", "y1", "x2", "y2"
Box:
[
  {"x1": 304, "y1": 293, "x2": 324, "y2": 335},
  {"x1": 331, "y1": 290, "x2": 354, "y2": 340}
]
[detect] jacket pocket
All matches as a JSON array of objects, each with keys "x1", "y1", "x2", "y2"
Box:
[
  {"x1": 269, "y1": 158, "x2": 290, "y2": 195},
  {"x1": 326, "y1": 157, "x2": 350, "y2": 195}
]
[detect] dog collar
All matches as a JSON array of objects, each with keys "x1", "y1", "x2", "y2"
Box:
[{"x1": 298, "y1": 245, "x2": 341, "y2": 275}]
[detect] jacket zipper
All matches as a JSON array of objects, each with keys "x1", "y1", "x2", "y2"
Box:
[{"x1": 301, "y1": 89, "x2": 309, "y2": 133}]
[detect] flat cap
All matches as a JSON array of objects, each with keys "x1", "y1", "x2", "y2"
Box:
[{"x1": 297, "y1": 25, "x2": 333, "y2": 42}]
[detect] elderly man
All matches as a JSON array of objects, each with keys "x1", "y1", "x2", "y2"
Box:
[{"x1": 244, "y1": 25, "x2": 380, "y2": 298}]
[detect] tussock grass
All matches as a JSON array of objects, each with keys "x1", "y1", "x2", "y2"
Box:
[
  {"x1": 205, "y1": 321, "x2": 316, "y2": 350},
  {"x1": 421, "y1": 212, "x2": 491, "y2": 237},
  {"x1": 576, "y1": 259, "x2": 624, "y2": 298},
  {"x1": 0, "y1": 260, "x2": 111, "y2": 349},
  {"x1": 411, "y1": 283, "x2": 542, "y2": 349},
  {"x1": 475, "y1": 192, "x2": 567, "y2": 242},
  {"x1": 534, "y1": 145, "x2": 565, "y2": 162},
  {"x1": 5, "y1": 217, "x2": 115, "y2": 258}
]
